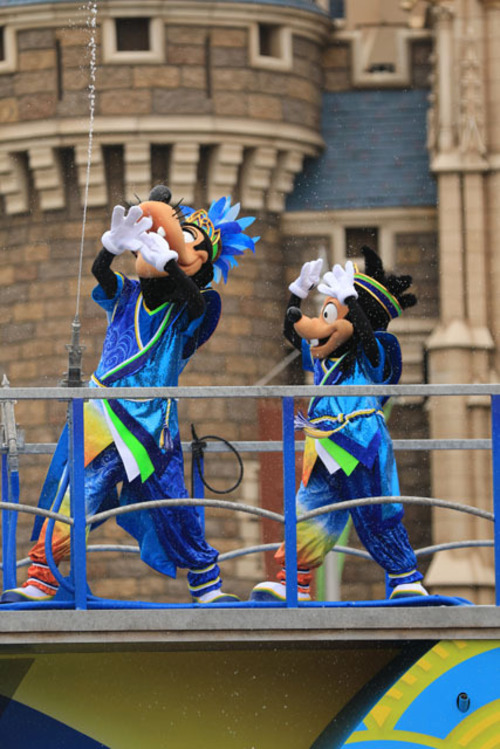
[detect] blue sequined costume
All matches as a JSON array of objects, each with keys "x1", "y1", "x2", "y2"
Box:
[
  {"x1": 278, "y1": 332, "x2": 422, "y2": 587},
  {"x1": 33, "y1": 273, "x2": 223, "y2": 595}
]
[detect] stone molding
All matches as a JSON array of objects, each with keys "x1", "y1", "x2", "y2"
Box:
[
  {"x1": 0, "y1": 150, "x2": 29, "y2": 214},
  {"x1": 0, "y1": 1, "x2": 330, "y2": 46},
  {"x1": 0, "y1": 23, "x2": 17, "y2": 74},
  {"x1": 0, "y1": 117, "x2": 322, "y2": 213},
  {"x1": 430, "y1": 1, "x2": 456, "y2": 21},
  {"x1": 0, "y1": 116, "x2": 324, "y2": 145},
  {"x1": 428, "y1": 2, "x2": 490, "y2": 172},
  {"x1": 459, "y1": 25, "x2": 487, "y2": 160},
  {"x1": 74, "y1": 141, "x2": 107, "y2": 207},
  {"x1": 426, "y1": 320, "x2": 495, "y2": 353},
  {"x1": 282, "y1": 206, "x2": 437, "y2": 265},
  {"x1": 124, "y1": 141, "x2": 152, "y2": 203},
  {"x1": 169, "y1": 142, "x2": 199, "y2": 205},
  {"x1": 28, "y1": 145, "x2": 65, "y2": 211},
  {"x1": 206, "y1": 143, "x2": 244, "y2": 205},
  {"x1": 0, "y1": 1, "x2": 327, "y2": 212}
]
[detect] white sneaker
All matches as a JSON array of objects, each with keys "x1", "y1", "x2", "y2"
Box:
[
  {"x1": 250, "y1": 581, "x2": 311, "y2": 602},
  {"x1": 389, "y1": 582, "x2": 429, "y2": 600},
  {"x1": 192, "y1": 589, "x2": 240, "y2": 604},
  {"x1": 1, "y1": 584, "x2": 55, "y2": 603}
]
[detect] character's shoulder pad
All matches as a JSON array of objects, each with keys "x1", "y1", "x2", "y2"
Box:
[{"x1": 182, "y1": 287, "x2": 222, "y2": 359}]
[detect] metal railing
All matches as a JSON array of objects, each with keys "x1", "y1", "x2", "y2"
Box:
[{"x1": 1, "y1": 383, "x2": 500, "y2": 609}]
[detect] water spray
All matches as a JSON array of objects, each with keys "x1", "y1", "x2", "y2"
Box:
[{"x1": 62, "y1": 0, "x2": 98, "y2": 387}]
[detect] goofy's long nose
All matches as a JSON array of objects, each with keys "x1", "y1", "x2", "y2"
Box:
[{"x1": 293, "y1": 312, "x2": 331, "y2": 339}]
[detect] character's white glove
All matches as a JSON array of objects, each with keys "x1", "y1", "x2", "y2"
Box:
[
  {"x1": 138, "y1": 230, "x2": 179, "y2": 272},
  {"x1": 289, "y1": 258, "x2": 324, "y2": 299},
  {"x1": 101, "y1": 205, "x2": 153, "y2": 255},
  {"x1": 318, "y1": 260, "x2": 358, "y2": 305}
]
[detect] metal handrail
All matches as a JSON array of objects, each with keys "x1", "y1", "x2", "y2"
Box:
[
  {"x1": 1, "y1": 438, "x2": 493, "y2": 456},
  {"x1": 1, "y1": 384, "x2": 499, "y2": 609},
  {"x1": 1, "y1": 383, "x2": 500, "y2": 399},
  {"x1": 3, "y1": 539, "x2": 494, "y2": 570},
  {"x1": 0, "y1": 494, "x2": 493, "y2": 530}
]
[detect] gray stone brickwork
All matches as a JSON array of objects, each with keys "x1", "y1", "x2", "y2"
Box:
[{"x1": 0, "y1": 1, "x2": 327, "y2": 603}]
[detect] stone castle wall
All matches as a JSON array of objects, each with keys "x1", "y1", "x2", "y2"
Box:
[{"x1": 0, "y1": 2, "x2": 327, "y2": 602}]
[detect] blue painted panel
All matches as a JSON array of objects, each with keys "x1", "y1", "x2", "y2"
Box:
[
  {"x1": 395, "y1": 647, "x2": 500, "y2": 738},
  {"x1": 0, "y1": 697, "x2": 107, "y2": 748},
  {"x1": 287, "y1": 90, "x2": 437, "y2": 211}
]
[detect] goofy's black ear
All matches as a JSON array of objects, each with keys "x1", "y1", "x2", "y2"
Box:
[
  {"x1": 149, "y1": 185, "x2": 172, "y2": 204},
  {"x1": 399, "y1": 292, "x2": 417, "y2": 310},
  {"x1": 387, "y1": 274, "x2": 412, "y2": 295},
  {"x1": 359, "y1": 246, "x2": 418, "y2": 319},
  {"x1": 386, "y1": 274, "x2": 417, "y2": 309},
  {"x1": 396, "y1": 274, "x2": 413, "y2": 293},
  {"x1": 361, "y1": 246, "x2": 385, "y2": 283}
]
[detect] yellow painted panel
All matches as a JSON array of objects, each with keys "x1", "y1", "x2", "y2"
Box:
[{"x1": 2, "y1": 647, "x2": 399, "y2": 749}]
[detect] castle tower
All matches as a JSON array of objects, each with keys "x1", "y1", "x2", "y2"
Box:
[{"x1": 0, "y1": 0, "x2": 329, "y2": 601}]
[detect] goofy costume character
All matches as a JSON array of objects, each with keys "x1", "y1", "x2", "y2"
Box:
[
  {"x1": 2, "y1": 186, "x2": 258, "y2": 605},
  {"x1": 251, "y1": 247, "x2": 428, "y2": 602}
]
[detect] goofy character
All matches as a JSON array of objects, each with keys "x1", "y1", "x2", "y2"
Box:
[
  {"x1": 251, "y1": 248, "x2": 428, "y2": 602},
  {"x1": 2, "y1": 186, "x2": 258, "y2": 605}
]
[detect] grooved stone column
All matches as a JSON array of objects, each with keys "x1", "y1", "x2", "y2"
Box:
[
  {"x1": 0, "y1": 151, "x2": 29, "y2": 214},
  {"x1": 170, "y1": 143, "x2": 200, "y2": 206},
  {"x1": 484, "y1": 0, "x2": 500, "y2": 374},
  {"x1": 426, "y1": 1, "x2": 497, "y2": 602},
  {"x1": 28, "y1": 146, "x2": 65, "y2": 212},
  {"x1": 124, "y1": 141, "x2": 152, "y2": 200},
  {"x1": 75, "y1": 142, "x2": 107, "y2": 208}
]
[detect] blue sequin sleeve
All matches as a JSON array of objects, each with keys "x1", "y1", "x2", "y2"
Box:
[{"x1": 91, "y1": 273, "x2": 126, "y2": 322}]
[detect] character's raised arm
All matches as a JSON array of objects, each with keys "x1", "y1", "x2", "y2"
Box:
[
  {"x1": 284, "y1": 258, "x2": 323, "y2": 350},
  {"x1": 92, "y1": 205, "x2": 152, "y2": 299},
  {"x1": 344, "y1": 296, "x2": 380, "y2": 367}
]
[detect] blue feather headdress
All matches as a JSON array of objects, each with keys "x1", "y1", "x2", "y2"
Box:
[{"x1": 181, "y1": 196, "x2": 259, "y2": 284}]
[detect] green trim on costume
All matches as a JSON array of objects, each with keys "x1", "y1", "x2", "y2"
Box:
[
  {"x1": 141, "y1": 297, "x2": 169, "y2": 316},
  {"x1": 354, "y1": 272, "x2": 403, "y2": 318},
  {"x1": 103, "y1": 400, "x2": 155, "y2": 482},
  {"x1": 318, "y1": 353, "x2": 347, "y2": 386},
  {"x1": 318, "y1": 437, "x2": 359, "y2": 476}
]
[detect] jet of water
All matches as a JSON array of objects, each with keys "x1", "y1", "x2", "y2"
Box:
[{"x1": 63, "y1": 0, "x2": 97, "y2": 386}]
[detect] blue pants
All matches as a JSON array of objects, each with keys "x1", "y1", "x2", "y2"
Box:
[
  {"x1": 31, "y1": 443, "x2": 221, "y2": 591},
  {"x1": 281, "y1": 458, "x2": 421, "y2": 585}
]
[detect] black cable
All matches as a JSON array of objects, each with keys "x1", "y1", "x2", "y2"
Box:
[{"x1": 190, "y1": 424, "x2": 244, "y2": 495}]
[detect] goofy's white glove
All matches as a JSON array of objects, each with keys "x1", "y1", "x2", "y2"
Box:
[
  {"x1": 318, "y1": 260, "x2": 358, "y2": 305},
  {"x1": 138, "y1": 230, "x2": 179, "y2": 273},
  {"x1": 289, "y1": 258, "x2": 324, "y2": 299},
  {"x1": 101, "y1": 205, "x2": 153, "y2": 255}
]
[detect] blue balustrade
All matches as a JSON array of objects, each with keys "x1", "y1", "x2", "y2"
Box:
[{"x1": 1, "y1": 383, "x2": 499, "y2": 610}]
